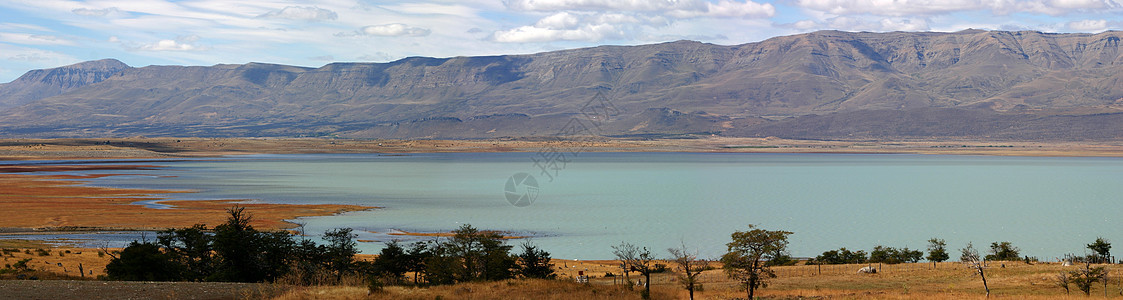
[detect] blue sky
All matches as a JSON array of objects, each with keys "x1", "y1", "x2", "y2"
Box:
[{"x1": 0, "y1": 0, "x2": 1121, "y2": 82}]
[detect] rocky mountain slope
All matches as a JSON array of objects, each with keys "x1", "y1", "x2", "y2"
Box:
[{"x1": 2, "y1": 30, "x2": 1123, "y2": 140}]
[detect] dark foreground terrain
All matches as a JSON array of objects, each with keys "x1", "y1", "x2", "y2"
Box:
[{"x1": 0, "y1": 280, "x2": 285, "y2": 300}]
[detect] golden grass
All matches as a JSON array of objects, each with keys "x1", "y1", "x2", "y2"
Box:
[
  {"x1": 273, "y1": 279, "x2": 671, "y2": 300},
  {"x1": 0, "y1": 245, "x2": 113, "y2": 278},
  {"x1": 9, "y1": 245, "x2": 1123, "y2": 300}
]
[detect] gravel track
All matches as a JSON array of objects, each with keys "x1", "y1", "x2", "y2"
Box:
[{"x1": 0, "y1": 280, "x2": 287, "y2": 300}]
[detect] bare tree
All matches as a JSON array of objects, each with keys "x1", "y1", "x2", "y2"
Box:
[
  {"x1": 99, "y1": 241, "x2": 118, "y2": 260},
  {"x1": 720, "y1": 225, "x2": 792, "y2": 300},
  {"x1": 668, "y1": 242, "x2": 705, "y2": 300},
  {"x1": 1070, "y1": 263, "x2": 1106, "y2": 296},
  {"x1": 613, "y1": 242, "x2": 656, "y2": 299},
  {"x1": 1054, "y1": 271, "x2": 1071, "y2": 294},
  {"x1": 960, "y1": 242, "x2": 989, "y2": 297}
]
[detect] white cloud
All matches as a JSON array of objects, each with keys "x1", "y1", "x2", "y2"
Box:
[
  {"x1": 353, "y1": 24, "x2": 432, "y2": 37},
  {"x1": 879, "y1": 18, "x2": 930, "y2": 31},
  {"x1": 358, "y1": 52, "x2": 395, "y2": 61},
  {"x1": 0, "y1": 43, "x2": 80, "y2": 82},
  {"x1": 136, "y1": 35, "x2": 206, "y2": 51},
  {"x1": 2, "y1": 46, "x2": 73, "y2": 62},
  {"x1": 795, "y1": 0, "x2": 978, "y2": 16},
  {"x1": 795, "y1": 0, "x2": 1122, "y2": 17},
  {"x1": 1067, "y1": 19, "x2": 1109, "y2": 31},
  {"x1": 781, "y1": 17, "x2": 930, "y2": 32},
  {"x1": 0, "y1": 23, "x2": 52, "y2": 32},
  {"x1": 493, "y1": 23, "x2": 622, "y2": 42},
  {"x1": 381, "y1": 3, "x2": 481, "y2": 18},
  {"x1": 72, "y1": 7, "x2": 126, "y2": 17},
  {"x1": 790, "y1": 20, "x2": 820, "y2": 30},
  {"x1": 0, "y1": 32, "x2": 75, "y2": 46},
  {"x1": 258, "y1": 6, "x2": 338, "y2": 22},
  {"x1": 494, "y1": 10, "x2": 661, "y2": 43},
  {"x1": 495, "y1": 0, "x2": 772, "y2": 43},
  {"x1": 505, "y1": 0, "x2": 682, "y2": 11},
  {"x1": 537, "y1": 12, "x2": 582, "y2": 29},
  {"x1": 505, "y1": 0, "x2": 774, "y2": 17},
  {"x1": 668, "y1": 0, "x2": 775, "y2": 18}
]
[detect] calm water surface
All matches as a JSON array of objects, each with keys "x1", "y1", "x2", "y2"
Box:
[{"x1": 36, "y1": 152, "x2": 1123, "y2": 260}]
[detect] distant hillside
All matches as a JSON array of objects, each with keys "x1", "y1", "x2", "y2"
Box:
[{"x1": 3, "y1": 30, "x2": 1123, "y2": 140}]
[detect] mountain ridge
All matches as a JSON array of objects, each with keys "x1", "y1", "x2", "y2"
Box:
[{"x1": 3, "y1": 30, "x2": 1123, "y2": 140}]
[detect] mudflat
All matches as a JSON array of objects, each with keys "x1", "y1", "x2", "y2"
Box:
[{"x1": 0, "y1": 164, "x2": 372, "y2": 232}]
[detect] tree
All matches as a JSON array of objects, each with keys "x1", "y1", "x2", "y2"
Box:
[
  {"x1": 900, "y1": 247, "x2": 924, "y2": 263},
  {"x1": 813, "y1": 247, "x2": 867, "y2": 264},
  {"x1": 668, "y1": 242, "x2": 705, "y2": 300},
  {"x1": 1087, "y1": 237, "x2": 1112, "y2": 264},
  {"x1": 926, "y1": 238, "x2": 949, "y2": 268},
  {"x1": 323, "y1": 228, "x2": 359, "y2": 280},
  {"x1": 720, "y1": 225, "x2": 792, "y2": 300},
  {"x1": 370, "y1": 241, "x2": 410, "y2": 283},
  {"x1": 105, "y1": 241, "x2": 184, "y2": 281},
  {"x1": 156, "y1": 224, "x2": 214, "y2": 281},
  {"x1": 985, "y1": 241, "x2": 1020, "y2": 261},
  {"x1": 516, "y1": 241, "x2": 555, "y2": 279},
  {"x1": 405, "y1": 242, "x2": 430, "y2": 285},
  {"x1": 209, "y1": 206, "x2": 295, "y2": 282},
  {"x1": 960, "y1": 242, "x2": 989, "y2": 297},
  {"x1": 1070, "y1": 263, "x2": 1106, "y2": 296},
  {"x1": 613, "y1": 242, "x2": 656, "y2": 299},
  {"x1": 869, "y1": 245, "x2": 900, "y2": 264},
  {"x1": 424, "y1": 224, "x2": 517, "y2": 285},
  {"x1": 449, "y1": 224, "x2": 517, "y2": 281}
]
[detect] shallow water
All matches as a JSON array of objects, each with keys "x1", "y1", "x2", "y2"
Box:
[{"x1": 33, "y1": 152, "x2": 1123, "y2": 260}]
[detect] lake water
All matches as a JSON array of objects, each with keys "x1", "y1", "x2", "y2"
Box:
[{"x1": 26, "y1": 152, "x2": 1123, "y2": 260}]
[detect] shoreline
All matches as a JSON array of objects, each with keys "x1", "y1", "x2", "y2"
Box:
[{"x1": 2, "y1": 137, "x2": 1123, "y2": 160}]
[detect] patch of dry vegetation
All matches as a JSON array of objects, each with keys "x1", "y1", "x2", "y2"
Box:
[{"x1": 0, "y1": 244, "x2": 112, "y2": 279}]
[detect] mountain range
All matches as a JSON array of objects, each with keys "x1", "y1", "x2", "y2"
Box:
[{"x1": 3, "y1": 29, "x2": 1123, "y2": 140}]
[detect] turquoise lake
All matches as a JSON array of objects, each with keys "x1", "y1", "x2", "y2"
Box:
[{"x1": 31, "y1": 152, "x2": 1123, "y2": 260}]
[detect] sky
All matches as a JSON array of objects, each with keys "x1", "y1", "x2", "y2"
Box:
[{"x1": 1, "y1": 0, "x2": 1122, "y2": 82}]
